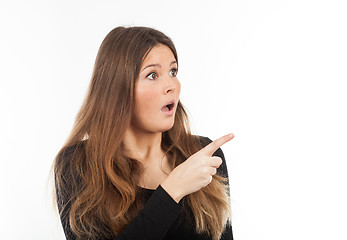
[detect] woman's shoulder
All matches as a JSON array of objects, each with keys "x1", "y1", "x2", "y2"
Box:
[
  {"x1": 197, "y1": 135, "x2": 213, "y2": 146},
  {"x1": 54, "y1": 141, "x2": 87, "y2": 201},
  {"x1": 56, "y1": 141, "x2": 86, "y2": 163},
  {"x1": 197, "y1": 135, "x2": 224, "y2": 155},
  {"x1": 54, "y1": 141, "x2": 87, "y2": 184}
]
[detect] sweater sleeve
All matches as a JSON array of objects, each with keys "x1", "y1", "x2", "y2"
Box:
[
  {"x1": 112, "y1": 185, "x2": 182, "y2": 240},
  {"x1": 200, "y1": 136, "x2": 234, "y2": 240},
  {"x1": 57, "y1": 186, "x2": 182, "y2": 240}
]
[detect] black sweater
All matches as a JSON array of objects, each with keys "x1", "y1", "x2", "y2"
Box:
[{"x1": 56, "y1": 137, "x2": 233, "y2": 240}]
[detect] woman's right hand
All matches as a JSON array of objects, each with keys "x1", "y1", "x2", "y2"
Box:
[{"x1": 161, "y1": 133, "x2": 234, "y2": 203}]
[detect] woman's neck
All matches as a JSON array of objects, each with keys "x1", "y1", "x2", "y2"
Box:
[{"x1": 123, "y1": 126, "x2": 164, "y2": 162}]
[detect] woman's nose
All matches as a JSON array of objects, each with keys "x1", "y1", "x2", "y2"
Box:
[
  {"x1": 163, "y1": 78, "x2": 176, "y2": 94},
  {"x1": 165, "y1": 85, "x2": 175, "y2": 94}
]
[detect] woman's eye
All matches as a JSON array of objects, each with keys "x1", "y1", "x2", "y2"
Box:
[
  {"x1": 170, "y1": 68, "x2": 178, "y2": 77},
  {"x1": 147, "y1": 72, "x2": 158, "y2": 80}
]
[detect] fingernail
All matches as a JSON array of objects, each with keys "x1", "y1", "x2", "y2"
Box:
[{"x1": 228, "y1": 133, "x2": 234, "y2": 139}]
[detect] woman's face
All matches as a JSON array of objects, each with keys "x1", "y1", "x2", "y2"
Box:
[{"x1": 131, "y1": 44, "x2": 181, "y2": 133}]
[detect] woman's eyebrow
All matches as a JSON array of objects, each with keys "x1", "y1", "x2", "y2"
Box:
[
  {"x1": 141, "y1": 64, "x2": 160, "y2": 72},
  {"x1": 140, "y1": 61, "x2": 177, "y2": 73}
]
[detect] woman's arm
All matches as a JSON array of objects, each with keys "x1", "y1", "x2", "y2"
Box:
[
  {"x1": 111, "y1": 185, "x2": 182, "y2": 240},
  {"x1": 57, "y1": 187, "x2": 182, "y2": 240},
  {"x1": 55, "y1": 145, "x2": 182, "y2": 240}
]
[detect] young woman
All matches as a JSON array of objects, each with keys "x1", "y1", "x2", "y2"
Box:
[{"x1": 54, "y1": 26, "x2": 234, "y2": 240}]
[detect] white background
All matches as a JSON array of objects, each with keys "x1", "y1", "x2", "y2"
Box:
[{"x1": 1, "y1": 0, "x2": 346, "y2": 239}]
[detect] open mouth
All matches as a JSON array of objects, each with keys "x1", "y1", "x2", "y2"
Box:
[{"x1": 161, "y1": 100, "x2": 175, "y2": 112}]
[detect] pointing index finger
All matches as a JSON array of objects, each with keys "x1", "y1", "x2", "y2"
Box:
[{"x1": 201, "y1": 133, "x2": 234, "y2": 156}]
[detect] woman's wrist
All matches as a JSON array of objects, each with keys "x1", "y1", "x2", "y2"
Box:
[{"x1": 161, "y1": 179, "x2": 183, "y2": 203}]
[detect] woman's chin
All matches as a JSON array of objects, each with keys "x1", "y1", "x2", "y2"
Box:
[
  {"x1": 158, "y1": 123, "x2": 175, "y2": 133},
  {"x1": 153, "y1": 119, "x2": 175, "y2": 133}
]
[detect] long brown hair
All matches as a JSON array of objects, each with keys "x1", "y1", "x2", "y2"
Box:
[{"x1": 54, "y1": 26, "x2": 231, "y2": 240}]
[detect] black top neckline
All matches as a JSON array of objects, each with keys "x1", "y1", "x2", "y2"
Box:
[{"x1": 141, "y1": 187, "x2": 156, "y2": 191}]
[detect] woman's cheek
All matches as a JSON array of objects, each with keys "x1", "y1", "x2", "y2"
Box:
[{"x1": 137, "y1": 86, "x2": 159, "y2": 114}]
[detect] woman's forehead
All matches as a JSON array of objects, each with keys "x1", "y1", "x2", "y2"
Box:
[{"x1": 141, "y1": 44, "x2": 176, "y2": 66}]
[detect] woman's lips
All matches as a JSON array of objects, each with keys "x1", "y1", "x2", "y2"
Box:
[{"x1": 161, "y1": 100, "x2": 175, "y2": 116}]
